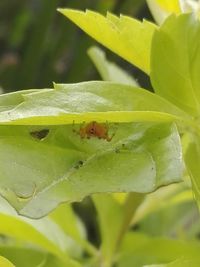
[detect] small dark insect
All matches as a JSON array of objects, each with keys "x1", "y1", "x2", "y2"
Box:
[
  {"x1": 115, "y1": 147, "x2": 120, "y2": 153},
  {"x1": 74, "y1": 160, "x2": 84, "y2": 169},
  {"x1": 30, "y1": 129, "x2": 49, "y2": 140},
  {"x1": 73, "y1": 121, "x2": 114, "y2": 142}
]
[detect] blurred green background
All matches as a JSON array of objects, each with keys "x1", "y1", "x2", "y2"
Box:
[{"x1": 0, "y1": 0, "x2": 152, "y2": 93}]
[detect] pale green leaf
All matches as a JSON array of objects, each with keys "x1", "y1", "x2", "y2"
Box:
[
  {"x1": 58, "y1": 8, "x2": 157, "y2": 74},
  {"x1": 147, "y1": 0, "x2": 181, "y2": 24},
  {"x1": 88, "y1": 46, "x2": 138, "y2": 86},
  {"x1": 0, "y1": 82, "x2": 187, "y2": 125},
  {"x1": 0, "y1": 89, "x2": 47, "y2": 112},
  {"x1": 151, "y1": 14, "x2": 200, "y2": 116},
  {"x1": 0, "y1": 82, "x2": 184, "y2": 218},
  {"x1": 0, "y1": 122, "x2": 183, "y2": 218}
]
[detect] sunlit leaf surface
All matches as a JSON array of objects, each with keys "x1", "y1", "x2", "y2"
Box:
[
  {"x1": 151, "y1": 14, "x2": 200, "y2": 116},
  {"x1": 58, "y1": 9, "x2": 157, "y2": 74}
]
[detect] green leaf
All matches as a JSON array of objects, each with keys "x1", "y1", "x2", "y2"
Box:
[
  {"x1": 118, "y1": 232, "x2": 200, "y2": 267},
  {"x1": 0, "y1": 256, "x2": 15, "y2": 267},
  {"x1": 0, "y1": 245, "x2": 80, "y2": 267},
  {"x1": 131, "y1": 184, "x2": 193, "y2": 226},
  {"x1": 88, "y1": 46, "x2": 138, "y2": 86},
  {"x1": 144, "y1": 258, "x2": 200, "y2": 267},
  {"x1": 0, "y1": 89, "x2": 46, "y2": 112},
  {"x1": 147, "y1": 0, "x2": 181, "y2": 24},
  {"x1": 184, "y1": 134, "x2": 200, "y2": 211},
  {"x1": 0, "y1": 82, "x2": 184, "y2": 218},
  {"x1": 0, "y1": 82, "x2": 187, "y2": 125},
  {"x1": 0, "y1": 196, "x2": 84, "y2": 261},
  {"x1": 0, "y1": 121, "x2": 183, "y2": 218},
  {"x1": 138, "y1": 193, "x2": 199, "y2": 238},
  {"x1": 49, "y1": 203, "x2": 97, "y2": 256},
  {"x1": 58, "y1": 8, "x2": 157, "y2": 74},
  {"x1": 151, "y1": 14, "x2": 200, "y2": 116}
]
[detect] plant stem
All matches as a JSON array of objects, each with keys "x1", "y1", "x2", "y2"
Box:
[
  {"x1": 115, "y1": 192, "x2": 145, "y2": 251},
  {"x1": 80, "y1": 239, "x2": 99, "y2": 257}
]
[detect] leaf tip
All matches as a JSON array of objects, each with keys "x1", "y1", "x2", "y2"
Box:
[
  {"x1": 57, "y1": 8, "x2": 86, "y2": 18},
  {"x1": 57, "y1": 7, "x2": 64, "y2": 14}
]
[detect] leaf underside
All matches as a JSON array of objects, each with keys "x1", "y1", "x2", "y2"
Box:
[{"x1": 0, "y1": 82, "x2": 184, "y2": 218}]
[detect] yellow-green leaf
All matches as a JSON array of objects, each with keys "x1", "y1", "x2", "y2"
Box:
[
  {"x1": 58, "y1": 8, "x2": 157, "y2": 74},
  {"x1": 0, "y1": 256, "x2": 15, "y2": 267}
]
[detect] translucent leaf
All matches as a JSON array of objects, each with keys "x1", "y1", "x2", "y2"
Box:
[
  {"x1": 0, "y1": 122, "x2": 183, "y2": 218},
  {"x1": 151, "y1": 14, "x2": 200, "y2": 116},
  {"x1": 58, "y1": 9, "x2": 157, "y2": 74},
  {"x1": 0, "y1": 89, "x2": 45, "y2": 112}
]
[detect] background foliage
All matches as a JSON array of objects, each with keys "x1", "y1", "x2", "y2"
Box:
[
  {"x1": 0, "y1": 0, "x2": 148, "y2": 92},
  {"x1": 1, "y1": 1, "x2": 200, "y2": 267}
]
